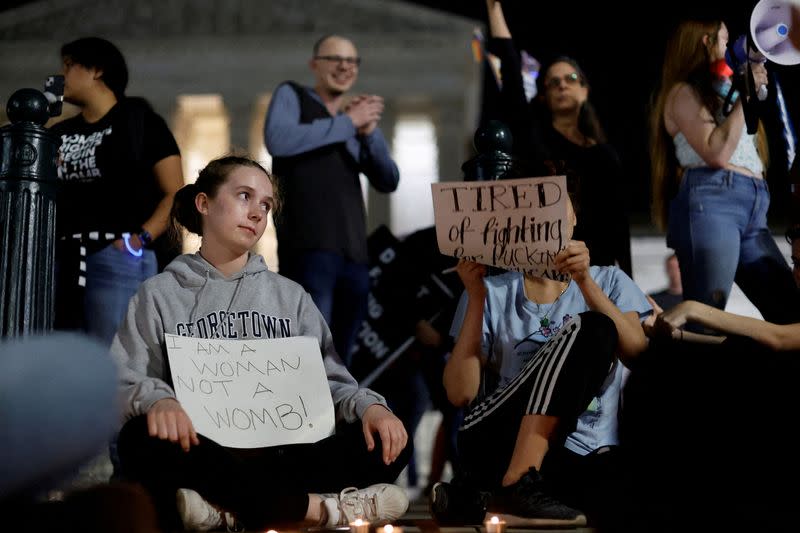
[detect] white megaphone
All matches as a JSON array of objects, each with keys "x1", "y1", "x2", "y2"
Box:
[{"x1": 750, "y1": 0, "x2": 800, "y2": 65}]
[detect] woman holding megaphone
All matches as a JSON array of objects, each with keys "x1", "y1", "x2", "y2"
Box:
[{"x1": 651, "y1": 19, "x2": 799, "y2": 325}]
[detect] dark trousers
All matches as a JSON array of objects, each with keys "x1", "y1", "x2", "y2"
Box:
[
  {"x1": 279, "y1": 250, "x2": 369, "y2": 366},
  {"x1": 117, "y1": 416, "x2": 411, "y2": 530},
  {"x1": 457, "y1": 312, "x2": 618, "y2": 490},
  {"x1": 622, "y1": 336, "x2": 800, "y2": 531}
]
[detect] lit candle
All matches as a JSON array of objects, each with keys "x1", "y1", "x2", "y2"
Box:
[
  {"x1": 350, "y1": 518, "x2": 370, "y2": 533},
  {"x1": 382, "y1": 525, "x2": 402, "y2": 533},
  {"x1": 266, "y1": 530, "x2": 278, "y2": 533},
  {"x1": 485, "y1": 515, "x2": 506, "y2": 533}
]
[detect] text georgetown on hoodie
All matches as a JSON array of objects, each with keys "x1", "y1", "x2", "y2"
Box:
[{"x1": 111, "y1": 252, "x2": 386, "y2": 426}]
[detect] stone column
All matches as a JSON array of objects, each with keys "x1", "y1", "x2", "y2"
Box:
[
  {"x1": 248, "y1": 93, "x2": 272, "y2": 166},
  {"x1": 249, "y1": 94, "x2": 279, "y2": 271},
  {"x1": 223, "y1": 95, "x2": 252, "y2": 153},
  {"x1": 433, "y1": 96, "x2": 469, "y2": 183}
]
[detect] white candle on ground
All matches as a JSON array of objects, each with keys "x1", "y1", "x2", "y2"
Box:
[{"x1": 485, "y1": 515, "x2": 506, "y2": 533}]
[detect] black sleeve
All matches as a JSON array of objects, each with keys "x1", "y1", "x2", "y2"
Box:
[
  {"x1": 601, "y1": 144, "x2": 632, "y2": 276},
  {"x1": 614, "y1": 208, "x2": 633, "y2": 277},
  {"x1": 486, "y1": 37, "x2": 547, "y2": 164},
  {"x1": 487, "y1": 37, "x2": 529, "y2": 120}
]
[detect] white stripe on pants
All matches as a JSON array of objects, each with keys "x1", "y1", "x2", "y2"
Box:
[{"x1": 460, "y1": 316, "x2": 583, "y2": 431}]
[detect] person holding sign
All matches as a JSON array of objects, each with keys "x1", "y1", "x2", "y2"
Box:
[
  {"x1": 111, "y1": 156, "x2": 409, "y2": 531},
  {"x1": 650, "y1": 19, "x2": 799, "y2": 325},
  {"x1": 432, "y1": 197, "x2": 650, "y2": 530},
  {"x1": 484, "y1": 0, "x2": 632, "y2": 277}
]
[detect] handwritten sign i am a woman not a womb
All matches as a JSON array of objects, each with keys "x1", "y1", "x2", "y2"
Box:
[{"x1": 166, "y1": 334, "x2": 335, "y2": 448}]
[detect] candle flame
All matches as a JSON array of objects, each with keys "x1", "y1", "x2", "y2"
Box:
[
  {"x1": 384, "y1": 525, "x2": 394, "y2": 533},
  {"x1": 266, "y1": 530, "x2": 278, "y2": 533},
  {"x1": 354, "y1": 519, "x2": 364, "y2": 526},
  {"x1": 490, "y1": 516, "x2": 500, "y2": 524}
]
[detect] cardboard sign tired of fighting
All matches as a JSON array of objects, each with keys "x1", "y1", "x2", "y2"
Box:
[
  {"x1": 165, "y1": 334, "x2": 335, "y2": 449},
  {"x1": 432, "y1": 175, "x2": 569, "y2": 280}
]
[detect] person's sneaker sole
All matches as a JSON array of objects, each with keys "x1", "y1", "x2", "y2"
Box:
[{"x1": 488, "y1": 511, "x2": 587, "y2": 527}]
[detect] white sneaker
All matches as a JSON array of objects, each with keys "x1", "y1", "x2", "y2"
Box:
[
  {"x1": 176, "y1": 488, "x2": 238, "y2": 531},
  {"x1": 323, "y1": 484, "x2": 409, "y2": 526}
]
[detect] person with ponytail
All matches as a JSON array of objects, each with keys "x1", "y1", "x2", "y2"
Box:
[
  {"x1": 112, "y1": 155, "x2": 410, "y2": 531},
  {"x1": 50, "y1": 37, "x2": 184, "y2": 344},
  {"x1": 650, "y1": 19, "x2": 799, "y2": 324}
]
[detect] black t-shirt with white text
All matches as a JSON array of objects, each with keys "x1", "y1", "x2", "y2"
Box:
[{"x1": 50, "y1": 99, "x2": 180, "y2": 237}]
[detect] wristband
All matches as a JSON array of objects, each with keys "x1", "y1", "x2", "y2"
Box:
[
  {"x1": 122, "y1": 233, "x2": 144, "y2": 257},
  {"x1": 138, "y1": 228, "x2": 153, "y2": 247}
]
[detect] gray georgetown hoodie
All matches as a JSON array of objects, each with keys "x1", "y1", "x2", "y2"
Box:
[{"x1": 111, "y1": 252, "x2": 386, "y2": 426}]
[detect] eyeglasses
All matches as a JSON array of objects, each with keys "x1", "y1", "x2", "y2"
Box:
[
  {"x1": 544, "y1": 71, "x2": 581, "y2": 90},
  {"x1": 314, "y1": 55, "x2": 361, "y2": 66}
]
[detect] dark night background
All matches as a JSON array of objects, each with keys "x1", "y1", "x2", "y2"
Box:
[
  {"x1": 3, "y1": 0, "x2": 797, "y2": 229},
  {"x1": 408, "y1": 0, "x2": 800, "y2": 231}
]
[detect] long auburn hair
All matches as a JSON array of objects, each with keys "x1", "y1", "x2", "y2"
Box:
[{"x1": 649, "y1": 19, "x2": 769, "y2": 230}]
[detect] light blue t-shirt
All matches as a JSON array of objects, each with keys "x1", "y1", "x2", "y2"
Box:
[{"x1": 450, "y1": 266, "x2": 652, "y2": 456}]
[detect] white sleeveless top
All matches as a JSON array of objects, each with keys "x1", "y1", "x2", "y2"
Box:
[{"x1": 673, "y1": 113, "x2": 763, "y2": 176}]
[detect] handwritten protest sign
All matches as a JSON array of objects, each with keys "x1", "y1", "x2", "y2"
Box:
[
  {"x1": 431, "y1": 175, "x2": 569, "y2": 280},
  {"x1": 166, "y1": 334, "x2": 335, "y2": 449}
]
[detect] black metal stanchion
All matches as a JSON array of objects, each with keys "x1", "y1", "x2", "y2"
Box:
[
  {"x1": 461, "y1": 119, "x2": 524, "y2": 182},
  {"x1": 0, "y1": 88, "x2": 60, "y2": 336}
]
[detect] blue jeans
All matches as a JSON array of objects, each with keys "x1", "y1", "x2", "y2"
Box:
[
  {"x1": 83, "y1": 244, "x2": 157, "y2": 475},
  {"x1": 280, "y1": 250, "x2": 369, "y2": 367},
  {"x1": 667, "y1": 168, "x2": 797, "y2": 323},
  {"x1": 84, "y1": 244, "x2": 158, "y2": 345}
]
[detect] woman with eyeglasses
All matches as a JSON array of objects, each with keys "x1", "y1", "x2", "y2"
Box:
[
  {"x1": 650, "y1": 19, "x2": 799, "y2": 325},
  {"x1": 483, "y1": 0, "x2": 631, "y2": 277},
  {"x1": 430, "y1": 195, "x2": 650, "y2": 530}
]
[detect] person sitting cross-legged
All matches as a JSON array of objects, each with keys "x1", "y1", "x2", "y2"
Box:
[
  {"x1": 112, "y1": 155, "x2": 411, "y2": 531},
  {"x1": 431, "y1": 196, "x2": 650, "y2": 530}
]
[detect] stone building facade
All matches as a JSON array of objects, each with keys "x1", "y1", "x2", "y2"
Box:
[{"x1": 1, "y1": 0, "x2": 480, "y2": 267}]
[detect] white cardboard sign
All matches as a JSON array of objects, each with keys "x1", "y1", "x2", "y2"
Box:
[
  {"x1": 165, "y1": 334, "x2": 335, "y2": 448},
  {"x1": 431, "y1": 175, "x2": 569, "y2": 280}
]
